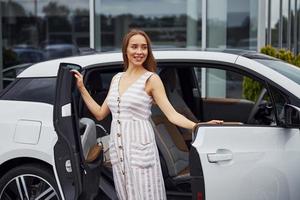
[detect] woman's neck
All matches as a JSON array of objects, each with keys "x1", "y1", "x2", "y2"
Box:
[{"x1": 126, "y1": 64, "x2": 146, "y2": 75}]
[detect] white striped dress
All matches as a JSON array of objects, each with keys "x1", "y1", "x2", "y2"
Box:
[{"x1": 107, "y1": 71, "x2": 166, "y2": 200}]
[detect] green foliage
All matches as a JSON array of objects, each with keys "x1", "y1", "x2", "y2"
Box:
[
  {"x1": 293, "y1": 54, "x2": 300, "y2": 67},
  {"x1": 242, "y1": 77, "x2": 262, "y2": 101},
  {"x1": 243, "y1": 45, "x2": 300, "y2": 101},
  {"x1": 260, "y1": 45, "x2": 277, "y2": 57},
  {"x1": 260, "y1": 45, "x2": 300, "y2": 67}
]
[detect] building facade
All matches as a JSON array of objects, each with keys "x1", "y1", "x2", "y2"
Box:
[{"x1": 1, "y1": 0, "x2": 300, "y2": 89}]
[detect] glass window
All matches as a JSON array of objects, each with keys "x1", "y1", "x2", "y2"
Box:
[
  {"x1": 282, "y1": 0, "x2": 289, "y2": 48},
  {"x1": 94, "y1": 0, "x2": 202, "y2": 51},
  {"x1": 1, "y1": 0, "x2": 89, "y2": 68},
  {"x1": 298, "y1": 0, "x2": 300, "y2": 52},
  {"x1": 269, "y1": 85, "x2": 288, "y2": 125},
  {"x1": 194, "y1": 66, "x2": 276, "y2": 125},
  {"x1": 206, "y1": 0, "x2": 258, "y2": 50},
  {"x1": 266, "y1": 0, "x2": 271, "y2": 45},
  {"x1": 1, "y1": 77, "x2": 56, "y2": 104},
  {"x1": 291, "y1": 0, "x2": 296, "y2": 52},
  {"x1": 195, "y1": 67, "x2": 263, "y2": 100},
  {"x1": 254, "y1": 58, "x2": 300, "y2": 84}
]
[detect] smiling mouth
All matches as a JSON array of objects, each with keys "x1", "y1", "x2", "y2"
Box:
[{"x1": 133, "y1": 56, "x2": 145, "y2": 61}]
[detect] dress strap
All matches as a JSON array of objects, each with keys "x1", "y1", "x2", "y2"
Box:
[
  {"x1": 117, "y1": 72, "x2": 124, "y2": 78},
  {"x1": 140, "y1": 71, "x2": 154, "y2": 85},
  {"x1": 114, "y1": 72, "x2": 124, "y2": 83}
]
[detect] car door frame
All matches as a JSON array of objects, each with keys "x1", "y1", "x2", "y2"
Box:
[
  {"x1": 190, "y1": 60, "x2": 300, "y2": 200},
  {"x1": 53, "y1": 62, "x2": 101, "y2": 200}
]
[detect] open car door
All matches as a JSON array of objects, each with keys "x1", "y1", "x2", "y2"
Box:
[
  {"x1": 191, "y1": 125, "x2": 300, "y2": 200},
  {"x1": 53, "y1": 63, "x2": 102, "y2": 200}
]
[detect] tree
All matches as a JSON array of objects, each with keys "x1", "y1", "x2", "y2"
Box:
[{"x1": 42, "y1": 2, "x2": 70, "y2": 16}]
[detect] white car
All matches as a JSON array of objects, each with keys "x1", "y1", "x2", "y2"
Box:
[{"x1": 0, "y1": 50, "x2": 300, "y2": 200}]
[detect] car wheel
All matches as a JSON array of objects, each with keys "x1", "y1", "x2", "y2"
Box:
[{"x1": 0, "y1": 164, "x2": 61, "y2": 200}]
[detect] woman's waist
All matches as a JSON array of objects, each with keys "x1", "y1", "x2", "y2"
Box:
[{"x1": 112, "y1": 117, "x2": 150, "y2": 122}]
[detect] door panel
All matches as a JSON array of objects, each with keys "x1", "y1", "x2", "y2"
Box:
[
  {"x1": 202, "y1": 98, "x2": 254, "y2": 122},
  {"x1": 193, "y1": 126, "x2": 300, "y2": 200},
  {"x1": 53, "y1": 63, "x2": 101, "y2": 200}
]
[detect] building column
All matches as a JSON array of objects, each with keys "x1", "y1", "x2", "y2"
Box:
[
  {"x1": 186, "y1": 0, "x2": 198, "y2": 48},
  {"x1": 89, "y1": 0, "x2": 95, "y2": 49},
  {"x1": 279, "y1": 0, "x2": 283, "y2": 48},
  {"x1": 267, "y1": 0, "x2": 271, "y2": 45},
  {"x1": 201, "y1": 0, "x2": 207, "y2": 97},
  {"x1": 293, "y1": 0, "x2": 298, "y2": 53},
  {"x1": 257, "y1": 0, "x2": 266, "y2": 51},
  {"x1": 201, "y1": 0, "x2": 207, "y2": 50},
  {"x1": 0, "y1": 1, "x2": 3, "y2": 90},
  {"x1": 287, "y1": 0, "x2": 291, "y2": 50}
]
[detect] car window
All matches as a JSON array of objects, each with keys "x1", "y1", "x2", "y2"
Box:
[
  {"x1": 269, "y1": 85, "x2": 288, "y2": 125},
  {"x1": 192, "y1": 66, "x2": 276, "y2": 125},
  {"x1": 3, "y1": 69, "x2": 16, "y2": 79},
  {"x1": 1, "y1": 77, "x2": 56, "y2": 105},
  {"x1": 254, "y1": 59, "x2": 300, "y2": 85},
  {"x1": 194, "y1": 67, "x2": 265, "y2": 100}
]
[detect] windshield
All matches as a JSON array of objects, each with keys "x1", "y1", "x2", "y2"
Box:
[{"x1": 254, "y1": 59, "x2": 300, "y2": 85}]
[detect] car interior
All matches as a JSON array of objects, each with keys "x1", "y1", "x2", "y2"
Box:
[{"x1": 76, "y1": 63, "x2": 277, "y2": 199}]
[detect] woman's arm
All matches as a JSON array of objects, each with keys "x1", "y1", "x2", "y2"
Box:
[
  {"x1": 72, "y1": 70, "x2": 111, "y2": 121},
  {"x1": 148, "y1": 74, "x2": 195, "y2": 129},
  {"x1": 147, "y1": 74, "x2": 223, "y2": 130}
]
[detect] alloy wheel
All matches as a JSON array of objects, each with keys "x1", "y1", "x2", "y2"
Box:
[{"x1": 0, "y1": 174, "x2": 59, "y2": 200}]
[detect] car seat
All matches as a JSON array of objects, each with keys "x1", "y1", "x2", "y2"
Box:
[
  {"x1": 79, "y1": 117, "x2": 98, "y2": 161},
  {"x1": 151, "y1": 68, "x2": 198, "y2": 188},
  {"x1": 84, "y1": 71, "x2": 111, "y2": 134}
]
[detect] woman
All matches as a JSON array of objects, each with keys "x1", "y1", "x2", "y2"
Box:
[{"x1": 73, "y1": 29, "x2": 223, "y2": 200}]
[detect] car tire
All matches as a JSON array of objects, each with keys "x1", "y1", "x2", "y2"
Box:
[{"x1": 0, "y1": 163, "x2": 61, "y2": 200}]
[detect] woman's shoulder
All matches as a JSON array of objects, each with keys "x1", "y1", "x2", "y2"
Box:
[
  {"x1": 112, "y1": 72, "x2": 124, "y2": 80},
  {"x1": 146, "y1": 72, "x2": 162, "y2": 86},
  {"x1": 147, "y1": 72, "x2": 160, "y2": 80}
]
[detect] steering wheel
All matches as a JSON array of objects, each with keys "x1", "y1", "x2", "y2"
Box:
[{"x1": 247, "y1": 87, "x2": 267, "y2": 124}]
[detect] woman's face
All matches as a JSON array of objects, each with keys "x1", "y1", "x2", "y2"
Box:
[{"x1": 126, "y1": 34, "x2": 148, "y2": 67}]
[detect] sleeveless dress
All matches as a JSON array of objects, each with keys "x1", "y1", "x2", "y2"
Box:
[{"x1": 106, "y1": 71, "x2": 167, "y2": 200}]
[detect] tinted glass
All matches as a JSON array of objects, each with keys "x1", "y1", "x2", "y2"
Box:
[
  {"x1": 269, "y1": 85, "x2": 288, "y2": 125},
  {"x1": 298, "y1": 0, "x2": 300, "y2": 52},
  {"x1": 270, "y1": 0, "x2": 280, "y2": 47},
  {"x1": 95, "y1": 0, "x2": 202, "y2": 51},
  {"x1": 1, "y1": 0, "x2": 88, "y2": 68},
  {"x1": 282, "y1": 0, "x2": 289, "y2": 48},
  {"x1": 254, "y1": 59, "x2": 300, "y2": 84},
  {"x1": 207, "y1": 0, "x2": 258, "y2": 50},
  {"x1": 194, "y1": 66, "x2": 276, "y2": 125},
  {"x1": 195, "y1": 67, "x2": 266, "y2": 100},
  {"x1": 1, "y1": 77, "x2": 56, "y2": 104}
]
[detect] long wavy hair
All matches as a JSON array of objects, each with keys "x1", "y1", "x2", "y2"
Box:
[{"x1": 122, "y1": 29, "x2": 157, "y2": 72}]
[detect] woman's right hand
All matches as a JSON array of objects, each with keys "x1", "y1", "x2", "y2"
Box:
[
  {"x1": 71, "y1": 69, "x2": 85, "y2": 91},
  {"x1": 206, "y1": 120, "x2": 224, "y2": 125}
]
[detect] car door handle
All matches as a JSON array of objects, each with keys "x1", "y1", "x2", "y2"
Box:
[{"x1": 207, "y1": 150, "x2": 233, "y2": 163}]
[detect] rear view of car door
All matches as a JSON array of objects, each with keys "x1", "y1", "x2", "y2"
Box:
[{"x1": 53, "y1": 63, "x2": 102, "y2": 200}]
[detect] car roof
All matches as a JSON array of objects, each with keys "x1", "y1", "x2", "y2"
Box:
[
  {"x1": 17, "y1": 49, "x2": 300, "y2": 98},
  {"x1": 18, "y1": 50, "x2": 239, "y2": 78}
]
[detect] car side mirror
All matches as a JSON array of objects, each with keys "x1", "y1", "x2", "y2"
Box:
[{"x1": 284, "y1": 104, "x2": 300, "y2": 128}]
